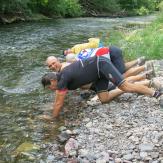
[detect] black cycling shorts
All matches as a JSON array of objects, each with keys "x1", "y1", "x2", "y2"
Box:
[
  {"x1": 109, "y1": 46, "x2": 126, "y2": 74},
  {"x1": 98, "y1": 56, "x2": 125, "y2": 87}
]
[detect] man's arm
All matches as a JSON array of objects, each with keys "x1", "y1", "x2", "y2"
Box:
[{"x1": 53, "y1": 90, "x2": 67, "y2": 118}]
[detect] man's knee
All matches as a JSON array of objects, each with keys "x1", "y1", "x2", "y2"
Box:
[
  {"x1": 125, "y1": 76, "x2": 135, "y2": 83},
  {"x1": 118, "y1": 81, "x2": 136, "y2": 92}
]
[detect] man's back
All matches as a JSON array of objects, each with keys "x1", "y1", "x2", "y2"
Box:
[{"x1": 57, "y1": 56, "x2": 99, "y2": 90}]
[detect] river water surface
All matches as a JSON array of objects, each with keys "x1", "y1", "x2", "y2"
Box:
[{"x1": 0, "y1": 15, "x2": 155, "y2": 162}]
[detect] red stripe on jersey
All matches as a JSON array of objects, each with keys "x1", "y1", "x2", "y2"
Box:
[{"x1": 95, "y1": 47, "x2": 110, "y2": 56}]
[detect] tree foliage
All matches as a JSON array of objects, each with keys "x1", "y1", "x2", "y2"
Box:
[
  {"x1": 0, "y1": 0, "x2": 30, "y2": 14},
  {"x1": 0, "y1": 0, "x2": 162, "y2": 18}
]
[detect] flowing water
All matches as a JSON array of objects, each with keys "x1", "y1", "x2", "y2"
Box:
[{"x1": 0, "y1": 15, "x2": 156, "y2": 162}]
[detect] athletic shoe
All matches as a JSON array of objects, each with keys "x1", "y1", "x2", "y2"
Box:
[
  {"x1": 137, "y1": 56, "x2": 146, "y2": 66},
  {"x1": 149, "y1": 79, "x2": 162, "y2": 90},
  {"x1": 145, "y1": 61, "x2": 156, "y2": 79},
  {"x1": 87, "y1": 95, "x2": 101, "y2": 106},
  {"x1": 153, "y1": 90, "x2": 162, "y2": 99},
  {"x1": 145, "y1": 69, "x2": 155, "y2": 80}
]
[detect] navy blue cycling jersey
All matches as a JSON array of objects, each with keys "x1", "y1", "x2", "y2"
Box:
[
  {"x1": 56, "y1": 55, "x2": 124, "y2": 92},
  {"x1": 56, "y1": 56, "x2": 99, "y2": 90}
]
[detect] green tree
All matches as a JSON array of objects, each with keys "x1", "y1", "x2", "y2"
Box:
[
  {"x1": 79, "y1": 0, "x2": 121, "y2": 14},
  {"x1": 0, "y1": 0, "x2": 30, "y2": 14}
]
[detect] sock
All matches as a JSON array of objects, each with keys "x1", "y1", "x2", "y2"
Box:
[{"x1": 153, "y1": 91, "x2": 162, "y2": 99}]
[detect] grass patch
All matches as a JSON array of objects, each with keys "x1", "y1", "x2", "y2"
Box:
[{"x1": 105, "y1": 12, "x2": 163, "y2": 61}]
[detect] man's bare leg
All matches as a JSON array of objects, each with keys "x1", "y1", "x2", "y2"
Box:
[
  {"x1": 123, "y1": 65, "x2": 145, "y2": 78},
  {"x1": 88, "y1": 73, "x2": 150, "y2": 104},
  {"x1": 119, "y1": 81, "x2": 154, "y2": 96},
  {"x1": 125, "y1": 56, "x2": 146, "y2": 70},
  {"x1": 125, "y1": 60, "x2": 138, "y2": 70},
  {"x1": 125, "y1": 72, "x2": 146, "y2": 82},
  {"x1": 97, "y1": 80, "x2": 155, "y2": 103}
]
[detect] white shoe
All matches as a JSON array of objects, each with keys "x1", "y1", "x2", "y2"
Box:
[
  {"x1": 137, "y1": 56, "x2": 146, "y2": 66},
  {"x1": 87, "y1": 95, "x2": 101, "y2": 106}
]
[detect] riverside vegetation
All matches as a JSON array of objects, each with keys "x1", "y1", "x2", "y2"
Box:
[
  {"x1": 104, "y1": 9, "x2": 163, "y2": 61},
  {"x1": 0, "y1": 0, "x2": 163, "y2": 23}
]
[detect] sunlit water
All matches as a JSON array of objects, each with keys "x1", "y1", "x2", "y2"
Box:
[{"x1": 0, "y1": 15, "x2": 155, "y2": 162}]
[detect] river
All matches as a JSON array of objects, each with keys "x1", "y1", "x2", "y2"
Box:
[{"x1": 0, "y1": 15, "x2": 156, "y2": 162}]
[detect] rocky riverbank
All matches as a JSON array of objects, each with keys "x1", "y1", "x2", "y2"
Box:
[{"x1": 44, "y1": 60, "x2": 163, "y2": 163}]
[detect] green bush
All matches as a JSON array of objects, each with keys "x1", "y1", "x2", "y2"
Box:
[
  {"x1": 0, "y1": 0, "x2": 30, "y2": 14},
  {"x1": 158, "y1": 1, "x2": 163, "y2": 11},
  {"x1": 119, "y1": 0, "x2": 161, "y2": 15},
  {"x1": 136, "y1": 6, "x2": 149, "y2": 15},
  {"x1": 57, "y1": 0, "x2": 83, "y2": 17}
]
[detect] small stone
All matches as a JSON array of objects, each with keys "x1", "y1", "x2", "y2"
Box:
[
  {"x1": 96, "y1": 159, "x2": 106, "y2": 163},
  {"x1": 57, "y1": 132, "x2": 70, "y2": 143},
  {"x1": 67, "y1": 158, "x2": 78, "y2": 163},
  {"x1": 144, "y1": 156, "x2": 152, "y2": 161},
  {"x1": 126, "y1": 132, "x2": 132, "y2": 137},
  {"x1": 150, "y1": 152, "x2": 159, "y2": 159},
  {"x1": 155, "y1": 144, "x2": 160, "y2": 147},
  {"x1": 69, "y1": 150, "x2": 77, "y2": 157},
  {"x1": 83, "y1": 118, "x2": 90, "y2": 122},
  {"x1": 140, "y1": 152, "x2": 148, "y2": 159},
  {"x1": 65, "y1": 130, "x2": 73, "y2": 135},
  {"x1": 79, "y1": 149, "x2": 89, "y2": 157},
  {"x1": 58, "y1": 126, "x2": 66, "y2": 132},
  {"x1": 123, "y1": 153, "x2": 134, "y2": 161},
  {"x1": 47, "y1": 155, "x2": 55, "y2": 161},
  {"x1": 72, "y1": 129, "x2": 80, "y2": 135},
  {"x1": 115, "y1": 158, "x2": 122, "y2": 163},
  {"x1": 139, "y1": 143, "x2": 154, "y2": 152},
  {"x1": 128, "y1": 144, "x2": 135, "y2": 150},
  {"x1": 86, "y1": 122, "x2": 92, "y2": 128},
  {"x1": 158, "y1": 157, "x2": 163, "y2": 161},
  {"x1": 151, "y1": 161, "x2": 159, "y2": 163}
]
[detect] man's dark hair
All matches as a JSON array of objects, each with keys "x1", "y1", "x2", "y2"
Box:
[{"x1": 41, "y1": 72, "x2": 58, "y2": 88}]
